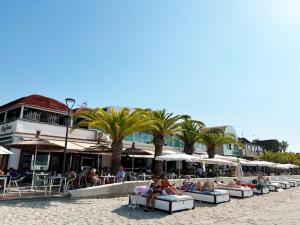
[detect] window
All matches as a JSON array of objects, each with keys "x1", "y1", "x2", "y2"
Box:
[
  {"x1": 0, "y1": 112, "x2": 5, "y2": 123},
  {"x1": 31, "y1": 154, "x2": 50, "y2": 171},
  {"x1": 23, "y1": 107, "x2": 68, "y2": 126},
  {"x1": 6, "y1": 107, "x2": 21, "y2": 122}
]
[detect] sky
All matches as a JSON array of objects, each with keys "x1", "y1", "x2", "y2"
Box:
[{"x1": 0, "y1": 0, "x2": 300, "y2": 152}]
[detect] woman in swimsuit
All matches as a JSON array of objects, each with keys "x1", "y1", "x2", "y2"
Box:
[{"x1": 144, "y1": 175, "x2": 162, "y2": 212}]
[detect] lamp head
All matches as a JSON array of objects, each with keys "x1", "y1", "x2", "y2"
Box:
[{"x1": 65, "y1": 98, "x2": 76, "y2": 109}]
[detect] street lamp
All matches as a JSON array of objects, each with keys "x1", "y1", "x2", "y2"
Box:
[{"x1": 62, "y1": 98, "x2": 76, "y2": 175}]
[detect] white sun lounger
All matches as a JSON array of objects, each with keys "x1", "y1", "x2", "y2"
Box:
[
  {"x1": 287, "y1": 179, "x2": 300, "y2": 186},
  {"x1": 252, "y1": 187, "x2": 270, "y2": 195},
  {"x1": 183, "y1": 190, "x2": 230, "y2": 204},
  {"x1": 267, "y1": 183, "x2": 283, "y2": 192},
  {"x1": 215, "y1": 186, "x2": 253, "y2": 198},
  {"x1": 271, "y1": 181, "x2": 291, "y2": 189},
  {"x1": 129, "y1": 195, "x2": 195, "y2": 214}
]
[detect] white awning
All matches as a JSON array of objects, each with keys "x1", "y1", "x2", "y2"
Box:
[
  {"x1": 47, "y1": 140, "x2": 85, "y2": 151},
  {"x1": 0, "y1": 146, "x2": 14, "y2": 155}
]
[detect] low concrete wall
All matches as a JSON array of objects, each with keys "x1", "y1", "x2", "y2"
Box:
[{"x1": 69, "y1": 177, "x2": 256, "y2": 198}]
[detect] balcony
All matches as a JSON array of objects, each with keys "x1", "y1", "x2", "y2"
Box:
[{"x1": 0, "y1": 119, "x2": 97, "y2": 141}]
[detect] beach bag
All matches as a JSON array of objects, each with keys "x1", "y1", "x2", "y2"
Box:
[{"x1": 134, "y1": 186, "x2": 148, "y2": 195}]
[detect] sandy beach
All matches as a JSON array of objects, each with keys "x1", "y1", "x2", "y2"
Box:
[{"x1": 0, "y1": 187, "x2": 299, "y2": 225}]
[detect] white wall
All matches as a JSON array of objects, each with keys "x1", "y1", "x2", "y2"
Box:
[{"x1": 15, "y1": 119, "x2": 97, "y2": 140}]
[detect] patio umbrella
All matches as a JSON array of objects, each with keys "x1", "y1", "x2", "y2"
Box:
[
  {"x1": 5, "y1": 132, "x2": 65, "y2": 191},
  {"x1": 235, "y1": 158, "x2": 243, "y2": 179},
  {"x1": 155, "y1": 153, "x2": 202, "y2": 176},
  {"x1": 0, "y1": 146, "x2": 14, "y2": 155},
  {"x1": 241, "y1": 160, "x2": 276, "y2": 167},
  {"x1": 201, "y1": 158, "x2": 238, "y2": 177}
]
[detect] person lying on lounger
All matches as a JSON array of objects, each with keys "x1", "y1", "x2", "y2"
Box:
[
  {"x1": 185, "y1": 181, "x2": 216, "y2": 192},
  {"x1": 160, "y1": 175, "x2": 182, "y2": 196},
  {"x1": 215, "y1": 180, "x2": 242, "y2": 188},
  {"x1": 144, "y1": 175, "x2": 162, "y2": 212},
  {"x1": 181, "y1": 176, "x2": 192, "y2": 190}
]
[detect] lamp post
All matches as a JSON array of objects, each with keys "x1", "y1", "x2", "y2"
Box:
[{"x1": 62, "y1": 98, "x2": 75, "y2": 175}]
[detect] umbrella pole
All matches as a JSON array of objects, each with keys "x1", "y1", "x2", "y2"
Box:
[
  {"x1": 131, "y1": 155, "x2": 134, "y2": 173},
  {"x1": 31, "y1": 143, "x2": 38, "y2": 191}
]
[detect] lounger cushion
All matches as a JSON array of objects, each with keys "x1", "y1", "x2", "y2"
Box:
[
  {"x1": 186, "y1": 190, "x2": 228, "y2": 195},
  {"x1": 156, "y1": 195, "x2": 193, "y2": 202},
  {"x1": 217, "y1": 187, "x2": 251, "y2": 191}
]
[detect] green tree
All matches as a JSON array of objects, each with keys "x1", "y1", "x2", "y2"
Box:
[
  {"x1": 279, "y1": 140, "x2": 289, "y2": 152},
  {"x1": 143, "y1": 109, "x2": 182, "y2": 175},
  {"x1": 198, "y1": 129, "x2": 237, "y2": 158},
  {"x1": 176, "y1": 116, "x2": 205, "y2": 174},
  {"x1": 73, "y1": 107, "x2": 151, "y2": 174}
]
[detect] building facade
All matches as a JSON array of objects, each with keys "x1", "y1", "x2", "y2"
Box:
[
  {"x1": 0, "y1": 95, "x2": 100, "y2": 173},
  {"x1": 238, "y1": 137, "x2": 263, "y2": 159},
  {"x1": 0, "y1": 94, "x2": 247, "y2": 174}
]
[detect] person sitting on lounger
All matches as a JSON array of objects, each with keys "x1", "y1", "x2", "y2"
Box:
[
  {"x1": 144, "y1": 175, "x2": 162, "y2": 212},
  {"x1": 257, "y1": 174, "x2": 271, "y2": 185},
  {"x1": 160, "y1": 174, "x2": 182, "y2": 196}
]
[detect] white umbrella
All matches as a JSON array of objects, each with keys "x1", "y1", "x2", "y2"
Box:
[
  {"x1": 276, "y1": 164, "x2": 290, "y2": 170},
  {"x1": 155, "y1": 153, "x2": 202, "y2": 175},
  {"x1": 276, "y1": 163, "x2": 299, "y2": 169},
  {"x1": 0, "y1": 146, "x2": 14, "y2": 155},
  {"x1": 241, "y1": 160, "x2": 276, "y2": 167},
  {"x1": 235, "y1": 158, "x2": 243, "y2": 179},
  {"x1": 202, "y1": 158, "x2": 238, "y2": 166},
  {"x1": 155, "y1": 153, "x2": 202, "y2": 162}
]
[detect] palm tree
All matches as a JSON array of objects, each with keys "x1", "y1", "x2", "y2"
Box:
[
  {"x1": 176, "y1": 116, "x2": 205, "y2": 174},
  {"x1": 143, "y1": 109, "x2": 182, "y2": 175},
  {"x1": 73, "y1": 107, "x2": 151, "y2": 174},
  {"x1": 198, "y1": 129, "x2": 237, "y2": 158}
]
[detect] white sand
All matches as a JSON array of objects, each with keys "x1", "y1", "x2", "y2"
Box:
[{"x1": 0, "y1": 188, "x2": 300, "y2": 225}]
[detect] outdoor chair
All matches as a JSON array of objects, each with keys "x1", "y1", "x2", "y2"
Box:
[
  {"x1": 7, "y1": 176, "x2": 25, "y2": 197},
  {"x1": 65, "y1": 175, "x2": 77, "y2": 191}
]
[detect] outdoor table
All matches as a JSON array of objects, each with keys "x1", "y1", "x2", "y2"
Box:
[
  {"x1": 100, "y1": 175, "x2": 116, "y2": 184},
  {"x1": 34, "y1": 173, "x2": 49, "y2": 188},
  {"x1": 0, "y1": 176, "x2": 8, "y2": 198},
  {"x1": 45, "y1": 176, "x2": 66, "y2": 195},
  {"x1": 167, "y1": 174, "x2": 177, "y2": 179}
]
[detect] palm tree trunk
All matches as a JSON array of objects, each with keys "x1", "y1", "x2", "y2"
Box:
[
  {"x1": 207, "y1": 145, "x2": 215, "y2": 158},
  {"x1": 111, "y1": 140, "x2": 123, "y2": 175},
  {"x1": 153, "y1": 136, "x2": 164, "y2": 176},
  {"x1": 184, "y1": 145, "x2": 195, "y2": 175}
]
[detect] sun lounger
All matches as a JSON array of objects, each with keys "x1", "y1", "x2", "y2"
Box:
[
  {"x1": 267, "y1": 183, "x2": 283, "y2": 192},
  {"x1": 216, "y1": 186, "x2": 253, "y2": 198},
  {"x1": 183, "y1": 190, "x2": 230, "y2": 204},
  {"x1": 252, "y1": 186, "x2": 270, "y2": 195},
  {"x1": 274, "y1": 181, "x2": 290, "y2": 189},
  {"x1": 270, "y1": 180, "x2": 291, "y2": 189},
  {"x1": 129, "y1": 194, "x2": 195, "y2": 214},
  {"x1": 288, "y1": 179, "x2": 300, "y2": 186}
]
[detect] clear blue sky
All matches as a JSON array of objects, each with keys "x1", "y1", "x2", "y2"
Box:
[{"x1": 0, "y1": 1, "x2": 299, "y2": 152}]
